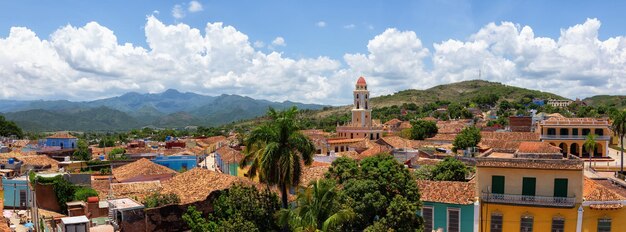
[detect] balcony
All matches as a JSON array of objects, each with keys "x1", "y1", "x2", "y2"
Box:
[
  {"x1": 481, "y1": 192, "x2": 576, "y2": 208},
  {"x1": 540, "y1": 135, "x2": 611, "y2": 141}
]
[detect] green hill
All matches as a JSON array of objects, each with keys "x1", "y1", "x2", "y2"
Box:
[{"x1": 583, "y1": 95, "x2": 626, "y2": 110}]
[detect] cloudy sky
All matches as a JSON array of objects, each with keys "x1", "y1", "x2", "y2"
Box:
[{"x1": 1, "y1": 0, "x2": 625, "y2": 105}]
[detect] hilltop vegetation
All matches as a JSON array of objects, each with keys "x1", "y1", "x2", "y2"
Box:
[{"x1": 583, "y1": 95, "x2": 626, "y2": 110}]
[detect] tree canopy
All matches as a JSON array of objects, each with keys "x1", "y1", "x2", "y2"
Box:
[
  {"x1": 0, "y1": 115, "x2": 23, "y2": 138},
  {"x1": 453, "y1": 126, "x2": 481, "y2": 151},
  {"x1": 410, "y1": 120, "x2": 438, "y2": 140}
]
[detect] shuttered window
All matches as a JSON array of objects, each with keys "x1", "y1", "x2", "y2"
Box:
[
  {"x1": 490, "y1": 213, "x2": 503, "y2": 232},
  {"x1": 598, "y1": 218, "x2": 611, "y2": 232},
  {"x1": 520, "y1": 215, "x2": 533, "y2": 232},
  {"x1": 551, "y1": 217, "x2": 565, "y2": 232},
  {"x1": 554, "y1": 179, "x2": 568, "y2": 198},
  {"x1": 447, "y1": 208, "x2": 460, "y2": 232},
  {"x1": 422, "y1": 206, "x2": 433, "y2": 232},
  {"x1": 492, "y1": 176, "x2": 505, "y2": 194}
]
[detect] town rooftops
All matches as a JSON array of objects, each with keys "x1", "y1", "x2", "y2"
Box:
[
  {"x1": 215, "y1": 146, "x2": 244, "y2": 163},
  {"x1": 384, "y1": 118, "x2": 402, "y2": 126},
  {"x1": 107, "y1": 198, "x2": 144, "y2": 211},
  {"x1": 112, "y1": 158, "x2": 177, "y2": 182},
  {"x1": 516, "y1": 141, "x2": 562, "y2": 156},
  {"x1": 18, "y1": 155, "x2": 60, "y2": 170},
  {"x1": 540, "y1": 117, "x2": 609, "y2": 126},
  {"x1": 327, "y1": 138, "x2": 365, "y2": 144},
  {"x1": 379, "y1": 136, "x2": 413, "y2": 149},
  {"x1": 47, "y1": 132, "x2": 77, "y2": 139},
  {"x1": 417, "y1": 180, "x2": 476, "y2": 205},
  {"x1": 480, "y1": 132, "x2": 540, "y2": 141},
  {"x1": 300, "y1": 162, "x2": 330, "y2": 187},
  {"x1": 477, "y1": 147, "x2": 583, "y2": 170},
  {"x1": 583, "y1": 178, "x2": 626, "y2": 209},
  {"x1": 161, "y1": 168, "x2": 261, "y2": 204},
  {"x1": 108, "y1": 181, "x2": 163, "y2": 202}
]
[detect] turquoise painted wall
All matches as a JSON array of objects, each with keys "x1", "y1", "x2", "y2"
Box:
[
  {"x1": 3, "y1": 178, "x2": 30, "y2": 208},
  {"x1": 423, "y1": 202, "x2": 474, "y2": 232}
]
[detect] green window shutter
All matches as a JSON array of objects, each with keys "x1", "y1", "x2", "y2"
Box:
[
  {"x1": 554, "y1": 178, "x2": 568, "y2": 198},
  {"x1": 492, "y1": 175, "x2": 505, "y2": 194},
  {"x1": 522, "y1": 177, "x2": 536, "y2": 196}
]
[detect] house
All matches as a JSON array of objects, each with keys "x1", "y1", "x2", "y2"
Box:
[
  {"x1": 18, "y1": 155, "x2": 60, "y2": 172},
  {"x1": 3, "y1": 175, "x2": 30, "y2": 209},
  {"x1": 108, "y1": 198, "x2": 146, "y2": 231},
  {"x1": 547, "y1": 99, "x2": 573, "y2": 108},
  {"x1": 165, "y1": 140, "x2": 186, "y2": 149},
  {"x1": 152, "y1": 155, "x2": 197, "y2": 172},
  {"x1": 112, "y1": 158, "x2": 177, "y2": 182},
  {"x1": 509, "y1": 116, "x2": 532, "y2": 132},
  {"x1": 417, "y1": 180, "x2": 477, "y2": 232},
  {"x1": 58, "y1": 216, "x2": 90, "y2": 232},
  {"x1": 537, "y1": 117, "x2": 611, "y2": 158},
  {"x1": 214, "y1": 146, "x2": 245, "y2": 176},
  {"x1": 476, "y1": 141, "x2": 584, "y2": 232},
  {"x1": 45, "y1": 132, "x2": 78, "y2": 149}
]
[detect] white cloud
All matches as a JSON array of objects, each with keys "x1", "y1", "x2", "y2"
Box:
[
  {"x1": 271, "y1": 36, "x2": 286, "y2": 46},
  {"x1": 172, "y1": 4, "x2": 185, "y2": 19},
  {"x1": 344, "y1": 24, "x2": 355, "y2": 29},
  {"x1": 0, "y1": 17, "x2": 625, "y2": 106},
  {"x1": 253, "y1": 40, "x2": 265, "y2": 48},
  {"x1": 316, "y1": 21, "x2": 326, "y2": 28},
  {"x1": 152, "y1": 10, "x2": 160, "y2": 15},
  {"x1": 188, "y1": 1, "x2": 203, "y2": 12}
]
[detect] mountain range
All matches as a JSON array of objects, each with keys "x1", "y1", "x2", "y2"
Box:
[{"x1": 0, "y1": 89, "x2": 326, "y2": 131}]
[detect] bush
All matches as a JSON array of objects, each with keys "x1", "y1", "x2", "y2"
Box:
[
  {"x1": 143, "y1": 193, "x2": 180, "y2": 208},
  {"x1": 410, "y1": 120, "x2": 438, "y2": 140},
  {"x1": 74, "y1": 187, "x2": 98, "y2": 201}
]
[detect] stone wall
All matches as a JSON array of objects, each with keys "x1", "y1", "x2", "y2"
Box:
[{"x1": 143, "y1": 192, "x2": 220, "y2": 232}]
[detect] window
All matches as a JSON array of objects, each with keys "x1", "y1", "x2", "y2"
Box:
[
  {"x1": 559, "y1": 128, "x2": 569, "y2": 135},
  {"x1": 572, "y1": 128, "x2": 578, "y2": 135},
  {"x1": 447, "y1": 208, "x2": 460, "y2": 232},
  {"x1": 598, "y1": 218, "x2": 611, "y2": 232},
  {"x1": 554, "y1": 179, "x2": 568, "y2": 198},
  {"x1": 422, "y1": 206, "x2": 433, "y2": 232},
  {"x1": 490, "y1": 214, "x2": 503, "y2": 232},
  {"x1": 520, "y1": 215, "x2": 533, "y2": 232},
  {"x1": 595, "y1": 128, "x2": 604, "y2": 136},
  {"x1": 19, "y1": 190, "x2": 27, "y2": 208},
  {"x1": 547, "y1": 128, "x2": 556, "y2": 135},
  {"x1": 582, "y1": 128, "x2": 590, "y2": 136},
  {"x1": 492, "y1": 176, "x2": 505, "y2": 194},
  {"x1": 551, "y1": 217, "x2": 565, "y2": 232},
  {"x1": 522, "y1": 177, "x2": 536, "y2": 196}
]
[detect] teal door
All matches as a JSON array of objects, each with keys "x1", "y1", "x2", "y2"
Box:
[
  {"x1": 492, "y1": 176, "x2": 505, "y2": 194},
  {"x1": 522, "y1": 177, "x2": 536, "y2": 196},
  {"x1": 554, "y1": 179, "x2": 568, "y2": 197}
]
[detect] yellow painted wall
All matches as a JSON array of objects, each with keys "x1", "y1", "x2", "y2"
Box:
[
  {"x1": 581, "y1": 206, "x2": 626, "y2": 232},
  {"x1": 476, "y1": 167, "x2": 583, "y2": 202},
  {"x1": 479, "y1": 203, "x2": 579, "y2": 232}
]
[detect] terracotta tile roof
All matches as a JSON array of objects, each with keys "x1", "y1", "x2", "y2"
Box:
[
  {"x1": 112, "y1": 158, "x2": 177, "y2": 182},
  {"x1": 335, "y1": 150, "x2": 360, "y2": 159},
  {"x1": 47, "y1": 132, "x2": 77, "y2": 139},
  {"x1": 420, "y1": 117, "x2": 437, "y2": 121},
  {"x1": 300, "y1": 164, "x2": 329, "y2": 187},
  {"x1": 480, "y1": 132, "x2": 540, "y2": 141},
  {"x1": 357, "y1": 144, "x2": 392, "y2": 160},
  {"x1": 413, "y1": 158, "x2": 441, "y2": 166},
  {"x1": 111, "y1": 181, "x2": 163, "y2": 202},
  {"x1": 584, "y1": 178, "x2": 626, "y2": 209},
  {"x1": 379, "y1": 136, "x2": 413, "y2": 149},
  {"x1": 215, "y1": 146, "x2": 244, "y2": 163},
  {"x1": 399, "y1": 121, "x2": 412, "y2": 129},
  {"x1": 161, "y1": 168, "x2": 261, "y2": 204},
  {"x1": 476, "y1": 156, "x2": 583, "y2": 170},
  {"x1": 541, "y1": 117, "x2": 609, "y2": 126},
  {"x1": 384, "y1": 118, "x2": 402, "y2": 126},
  {"x1": 479, "y1": 140, "x2": 522, "y2": 152},
  {"x1": 327, "y1": 138, "x2": 365, "y2": 144},
  {"x1": 0, "y1": 151, "x2": 25, "y2": 164},
  {"x1": 417, "y1": 180, "x2": 476, "y2": 205},
  {"x1": 18, "y1": 155, "x2": 60, "y2": 171},
  {"x1": 517, "y1": 141, "x2": 562, "y2": 154},
  {"x1": 436, "y1": 120, "x2": 470, "y2": 134},
  {"x1": 426, "y1": 133, "x2": 457, "y2": 142}
]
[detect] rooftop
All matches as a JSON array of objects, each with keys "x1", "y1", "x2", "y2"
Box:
[
  {"x1": 47, "y1": 132, "x2": 77, "y2": 139},
  {"x1": 477, "y1": 150, "x2": 583, "y2": 170},
  {"x1": 327, "y1": 138, "x2": 365, "y2": 144},
  {"x1": 215, "y1": 146, "x2": 244, "y2": 163},
  {"x1": 112, "y1": 158, "x2": 177, "y2": 182},
  {"x1": 480, "y1": 132, "x2": 540, "y2": 141},
  {"x1": 417, "y1": 180, "x2": 476, "y2": 205},
  {"x1": 540, "y1": 117, "x2": 609, "y2": 126},
  {"x1": 161, "y1": 168, "x2": 261, "y2": 204},
  {"x1": 107, "y1": 198, "x2": 144, "y2": 210},
  {"x1": 583, "y1": 178, "x2": 626, "y2": 209},
  {"x1": 60, "y1": 215, "x2": 89, "y2": 225},
  {"x1": 300, "y1": 162, "x2": 330, "y2": 187},
  {"x1": 18, "y1": 155, "x2": 60, "y2": 170},
  {"x1": 356, "y1": 76, "x2": 366, "y2": 85},
  {"x1": 516, "y1": 141, "x2": 562, "y2": 154}
]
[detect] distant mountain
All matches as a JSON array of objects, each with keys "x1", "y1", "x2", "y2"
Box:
[{"x1": 0, "y1": 89, "x2": 326, "y2": 131}]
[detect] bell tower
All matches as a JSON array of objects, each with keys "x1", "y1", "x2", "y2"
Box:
[{"x1": 351, "y1": 76, "x2": 372, "y2": 127}]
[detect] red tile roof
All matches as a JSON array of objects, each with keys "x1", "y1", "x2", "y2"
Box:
[
  {"x1": 583, "y1": 178, "x2": 626, "y2": 209},
  {"x1": 517, "y1": 141, "x2": 562, "y2": 154},
  {"x1": 417, "y1": 180, "x2": 476, "y2": 205},
  {"x1": 47, "y1": 132, "x2": 77, "y2": 139},
  {"x1": 112, "y1": 158, "x2": 177, "y2": 182},
  {"x1": 480, "y1": 132, "x2": 540, "y2": 141},
  {"x1": 356, "y1": 76, "x2": 366, "y2": 85},
  {"x1": 215, "y1": 146, "x2": 244, "y2": 163}
]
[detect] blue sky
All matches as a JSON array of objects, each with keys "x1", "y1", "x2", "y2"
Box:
[{"x1": 0, "y1": 1, "x2": 625, "y2": 104}]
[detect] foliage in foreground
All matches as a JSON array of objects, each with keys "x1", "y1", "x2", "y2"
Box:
[
  {"x1": 415, "y1": 157, "x2": 471, "y2": 181},
  {"x1": 453, "y1": 126, "x2": 481, "y2": 151},
  {"x1": 143, "y1": 192, "x2": 181, "y2": 208}
]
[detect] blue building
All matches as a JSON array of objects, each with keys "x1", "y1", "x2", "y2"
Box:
[
  {"x1": 3, "y1": 176, "x2": 31, "y2": 209},
  {"x1": 532, "y1": 99, "x2": 546, "y2": 106},
  {"x1": 45, "y1": 132, "x2": 78, "y2": 149},
  {"x1": 214, "y1": 146, "x2": 244, "y2": 176},
  {"x1": 152, "y1": 155, "x2": 197, "y2": 172},
  {"x1": 417, "y1": 180, "x2": 478, "y2": 232}
]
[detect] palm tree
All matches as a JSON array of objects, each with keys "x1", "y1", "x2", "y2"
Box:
[
  {"x1": 241, "y1": 107, "x2": 315, "y2": 208},
  {"x1": 277, "y1": 179, "x2": 355, "y2": 231},
  {"x1": 611, "y1": 110, "x2": 626, "y2": 173},
  {"x1": 584, "y1": 134, "x2": 598, "y2": 168}
]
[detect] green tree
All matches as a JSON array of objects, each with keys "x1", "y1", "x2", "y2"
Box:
[
  {"x1": 410, "y1": 120, "x2": 438, "y2": 140},
  {"x1": 212, "y1": 184, "x2": 280, "y2": 232},
  {"x1": 73, "y1": 187, "x2": 98, "y2": 201},
  {"x1": 0, "y1": 115, "x2": 23, "y2": 138},
  {"x1": 278, "y1": 179, "x2": 355, "y2": 231},
  {"x1": 336, "y1": 154, "x2": 422, "y2": 231},
  {"x1": 325, "y1": 157, "x2": 359, "y2": 184},
  {"x1": 241, "y1": 107, "x2": 316, "y2": 209},
  {"x1": 611, "y1": 110, "x2": 626, "y2": 173},
  {"x1": 431, "y1": 157, "x2": 470, "y2": 181},
  {"x1": 453, "y1": 126, "x2": 481, "y2": 151},
  {"x1": 183, "y1": 206, "x2": 218, "y2": 232},
  {"x1": 143, "y1": 192, "x2": 180, "y2": 208},
  {"x1": 584, "y1": 134, "x2": 598, "y2": 163},
  {"x1": 73, "y1": 140, "x2": 91, "y2": 161},
  {"x1": 364, "y1": 195, "x2": 422, "y2": 231}
]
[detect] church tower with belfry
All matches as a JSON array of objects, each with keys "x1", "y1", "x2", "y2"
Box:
[
  {"x1": 352, "y1": 76, "x2": 372, "y2": 127},
  {"x1": 334, "y1": 76, "x2": 383, "y2": 145}
]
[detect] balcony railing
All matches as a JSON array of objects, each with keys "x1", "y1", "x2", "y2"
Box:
[
  {"x1": 481, "y1": 192, "x2": 576, "y2": 208},
  {"x1": 540, "y1": 135, "x2": 611, "y2": 141}
]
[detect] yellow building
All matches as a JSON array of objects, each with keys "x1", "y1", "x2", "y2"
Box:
[
  {"x1": 476, "y1": 141, "x2": 583, "y2": 232},
  {"x1": 537, "y1": 117, "x2": 611, "y2": 158},
  {"x1": 336, "y1": 77, "x2": 383, "y2": 140}
]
